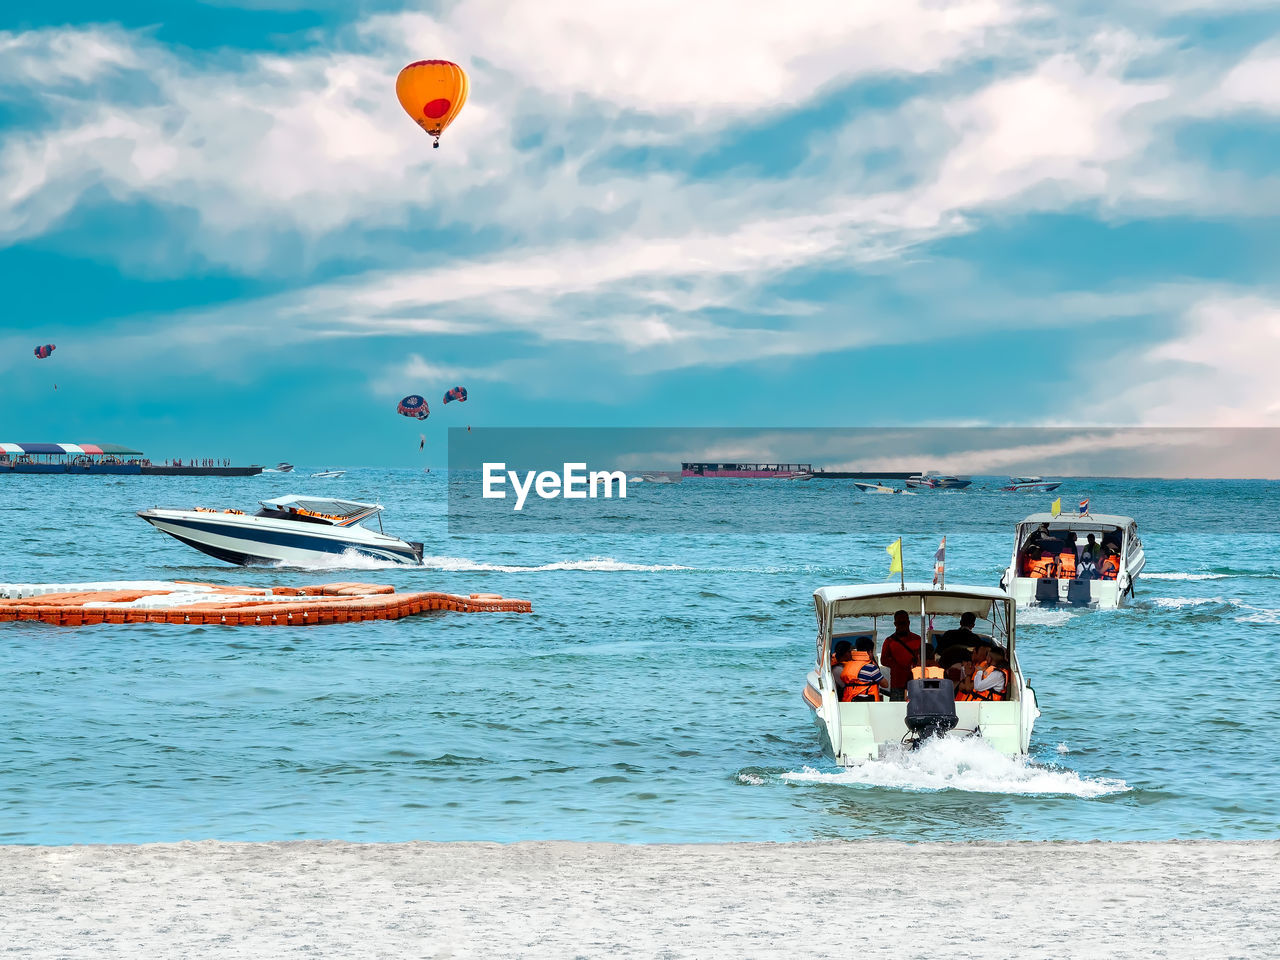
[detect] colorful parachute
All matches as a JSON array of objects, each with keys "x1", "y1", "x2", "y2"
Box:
[
  {"x1": 398, "y1": 395, "x2": 429, "y2": 420},
  {"x1": 442, "y1": 385, "x2": 468, "y2": 404},
  {"x1": 396, "y1": 60, "x2": 469, "y2": 148},
  {"x1": 34, "y1": 344, "x2": 55, "y2": 359}
]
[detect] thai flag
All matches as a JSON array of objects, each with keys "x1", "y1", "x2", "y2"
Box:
[
  {"x1": 932, "y1": 536, "x2": 946, "y2": 586},
  {"x1": 1079, "y1": 498, "x2": 1089, "y2": 515}
]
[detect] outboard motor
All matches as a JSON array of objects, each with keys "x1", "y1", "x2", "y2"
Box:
[{"x1": 904, "y1": 678, "x2": 958, "y2": 746}]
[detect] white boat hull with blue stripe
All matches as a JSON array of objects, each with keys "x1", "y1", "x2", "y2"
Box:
[{"x1": 137, "y1": 495, "x2": 424, "y2": 567}]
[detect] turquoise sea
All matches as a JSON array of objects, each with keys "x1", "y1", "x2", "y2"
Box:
[{"x1": 2, "y1": 473, "x2": 1278, "y2": 844}]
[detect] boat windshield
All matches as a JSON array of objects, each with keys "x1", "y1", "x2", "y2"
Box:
[{"x1": 257, "y1": 496, "x2": 381, "y2": 527}]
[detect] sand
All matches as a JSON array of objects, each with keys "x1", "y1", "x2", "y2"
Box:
[{"x1": 1, "y1": 840, "x2": 1276, "y2": 958}]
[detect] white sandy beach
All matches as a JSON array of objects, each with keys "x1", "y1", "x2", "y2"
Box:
[{"x1": 2, "y1": 840, "x2": 1276, "y2": 958}]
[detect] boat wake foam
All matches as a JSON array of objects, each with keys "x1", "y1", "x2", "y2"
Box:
[
  {"x1": 1016, "y1": 606, "x2": 1076, "y2": 626},
  {"x1": 1144, "y1": 572, "x2": 1230, "y2": 581},
  {"x1": 419, "y1": 556, "x2": 694, "y2": 573},
  {"x1": 782, "y1": 737, "x2": 1129, "y2": 798}
]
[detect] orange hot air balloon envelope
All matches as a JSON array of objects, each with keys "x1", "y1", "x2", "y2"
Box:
[{"x1": 396, "y1": 60, "x2": 469, "y2": 148}]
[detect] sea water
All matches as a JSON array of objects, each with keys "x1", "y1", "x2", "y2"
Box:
[{"x1": 2, "y1": 473, "x2": 1277, "y2": 843}]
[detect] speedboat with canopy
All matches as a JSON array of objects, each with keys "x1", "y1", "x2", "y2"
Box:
[
  {"x1": 137, "y1": 495, "x2": 424, "y2": 566},
  {"x1": 904, "y1": 471, "x2": 972, "y2": 489},
  {"x1": 1001, "y1": 512, "x2": 1144, "y2": 608},
  {"x1": 803, "y1": 583, "x2": 1038, "y2": 764}
]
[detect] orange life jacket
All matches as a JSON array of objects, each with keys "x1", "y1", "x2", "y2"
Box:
[
  {"x1": 1057, "y1": 552, "x2": 1076, "y2": 579},
  {"x1": 1028, "y1": 556, "x2": 1056, "y2": 578},
  {"x1": 839, "y1": 652, "x2": 882, "y2": 702},
  {"x1": 968, "y1": 663, "x2": 1010, "y2": 702},
  {"x1": 1100, "y1": 555, "x2": 1120, "y2": 579},
  {"x1": 911, "y1": 665, "x2": 944, "y2": 680}
]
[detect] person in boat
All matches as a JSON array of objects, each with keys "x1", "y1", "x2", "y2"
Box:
[
  {"x1": 1099, "y1": 545, "x2": 1121, "y2": 580},
  {"x1": 1080, "y1": 533, "x2": 1101, "y2": 564},
  {"x1": 1024, "y1": 546, "x2": 1056, "y2": 578},
  {"x1": 1077, "y1": 551, "x2": 1099, "y2": 580},
  {"x1": 938, "y1": 612, "x2": 983, "y2": 659},
  {"x1": 957, "y1": 644, "x2": 1007, "y2": 701},
  {"x1": 880, "y1": 610, "x2": 922, "y2": 701},
  {"x1": 911, "y1": 648, "x2": 944, "y2": 681},
  {"x1": 1057, "y1": 533, "x2": 1077, "y2": 580},
  {"x1": 838, "y1": 637, "x2": 885, "y2": 702},
  {"x1": 971, "y1": 648, "x2": 1010, "y2": 702}
]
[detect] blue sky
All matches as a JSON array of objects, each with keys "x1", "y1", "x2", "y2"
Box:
[{"x1": 2, "y1": 0, "x2": 1279, "y2": 465}]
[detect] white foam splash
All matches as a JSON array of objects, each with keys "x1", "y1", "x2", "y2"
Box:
[
  {"x1": 736, "y1": 772, "x2": 766, "y2": 786},
  {"x1": 270, "y1": 550, "x2": 407, "y2": 571},
  {"x1": 419, "y1": 556, "x2": 693, "y2": 573},
  {"x1": 1143, "y1": 572, "x2": 1229, "y2": 581},
  {"x1": 1056, "y1": 742, "x2": 1071, "y2": 754},
  {"x1": 782, "y1": 737, "x2": 1128, "y2": 798}
]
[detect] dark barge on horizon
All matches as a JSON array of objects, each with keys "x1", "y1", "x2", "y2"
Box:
[{"x1": 0, "y1": 443, "x2": 262, "y2": 476}]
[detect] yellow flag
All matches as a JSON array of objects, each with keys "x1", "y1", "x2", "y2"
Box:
[
  {"x1": 1051, "y1": 497, "x2": 1062, "y2": 517},
  {"x1": 886, "y1": 538, "x2": 903, "y2": 574}
]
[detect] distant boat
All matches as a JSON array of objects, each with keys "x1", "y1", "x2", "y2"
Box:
[
  {"x1": 310, "y1": 469, "x2": 345, "y2": 479},
  {"x1": 1001, "y1": 476, "x2": 1062, "y2": 492},
  {"x1": 853, "y1": 480, "x2": 898, "y2": 494},
  {"x1": 905, "y1": 472, "x2": 972, "y2": 490},
  {"x1": 852, "y1": 481, "x2": 915, "y2": 495},
  {"x1": 263, "y1": 462, "x2": 295, "y2": 474}
]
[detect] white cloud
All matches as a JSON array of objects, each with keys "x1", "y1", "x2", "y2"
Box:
[
  {"x1": 1117, "y1": 296, "x2": 1280, "y2": 426},
  {"x1": 431, "y1": 0, "x2": 1026, "y2": 116},
  {"x1": 1203, "y1": 40, "x2": 1280, "y2": 114}
]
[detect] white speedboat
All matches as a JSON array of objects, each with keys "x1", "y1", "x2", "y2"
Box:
[
  {"x1": 137, "y1": 495, "x2": 424, "y2": 566},
  {"x1": 310, "y1": 469, "x2": 345, "y2": 479},
  {"x1": 1001, "y1": 476, "x2": 1062, "y2": 492},
  {"x1": 262, "y1": 462, "x2": 295, "y2": 474},
  {"x1": 905, "y1": 471, "x2": 972, "y2": 489},
  {"x1": 853, "y1": 480, "x2": 900, "y2": 494},
  {"x1": 1001, "y1": 512, "x2": 1144, "y2": 608},
  {"x1": 803, "y1": 583, "x2": 1038, "y2": 763}
]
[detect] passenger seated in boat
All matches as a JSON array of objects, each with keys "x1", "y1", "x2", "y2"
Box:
[
  {"x1": 954, "y1": 641, "x2": 995, "y2": 700},
  {"x1": 831, "y1": 638, "x2": 852, "y2": 672},
  {"x1": 1057, "y1": 540, "x2": 1077, "y2": 580},
  {"x1": 1099, "y1": 546, "x2": 1121, "y2": 580},
  {"x1": 969, "y1": 649, "x2": 1010, "y2": 702},
  {"x1": 1077, "y1": 552, "x2": 1099, "y2": 580},
  {"x1": 1080, "y1": 533, "x2": 1100, "y2": 564},
  {"x1": 1024, "y1": 546, "x2": 1056, "y2": 578},
  {"x1": 838, "y1": 637, "x2": 884, "y2": 702},
  {"x1": 938, "y1": 612, "x2": 982, "y2": 656}
]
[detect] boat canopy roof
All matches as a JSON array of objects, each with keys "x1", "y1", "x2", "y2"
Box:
[
  {"x1": 1017, "y1": 512, "x2": 1135, "y2": 531},
  {"x1": 259, "y1": 495, "x2": 381, "y2": 518},
  {"x1": 814, "y1": 582, "x2": 1011, "y2": 619}
]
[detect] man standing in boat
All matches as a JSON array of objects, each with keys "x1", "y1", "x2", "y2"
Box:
[{"x1": 880, "y1": 609, "x2": 922, "y2": 701}]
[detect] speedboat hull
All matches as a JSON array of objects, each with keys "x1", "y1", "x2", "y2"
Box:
[{"x1": 137, "y1": 509, "x2": 423, "y2": 566}]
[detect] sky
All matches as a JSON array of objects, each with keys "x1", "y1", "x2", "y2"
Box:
[{"x1": 2, "y1": 0, "x2": 1279, "y2": 466}]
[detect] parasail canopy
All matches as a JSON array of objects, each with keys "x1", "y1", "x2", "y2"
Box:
[
  {"x1": 397, "y1": 394, "x2": 429, "y2": 420},
  {"x1": 442, "y1": 385, "x2": 468, "y2": 404},
  {"x1": 34, "y1": 344, "x2": 55, "y2": 359}
]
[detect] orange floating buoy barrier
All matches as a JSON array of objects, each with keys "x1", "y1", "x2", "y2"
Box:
[{"x1": 0, "y1": 580, "x2": 531, "y2": 626}]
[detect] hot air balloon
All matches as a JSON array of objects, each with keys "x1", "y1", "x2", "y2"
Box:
[
  {"x1": 398, "y1": 395, "x2": 429, "y2": 420},
  {"x1": 396, "y1": 60, "x2": 469, "y2": 148},
  {"x1": 34, "y1": 344, "x2": 55, "y2": 359},
  {"x1": 442, "y1": 385, "x2": 468, "y2": 404}
]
